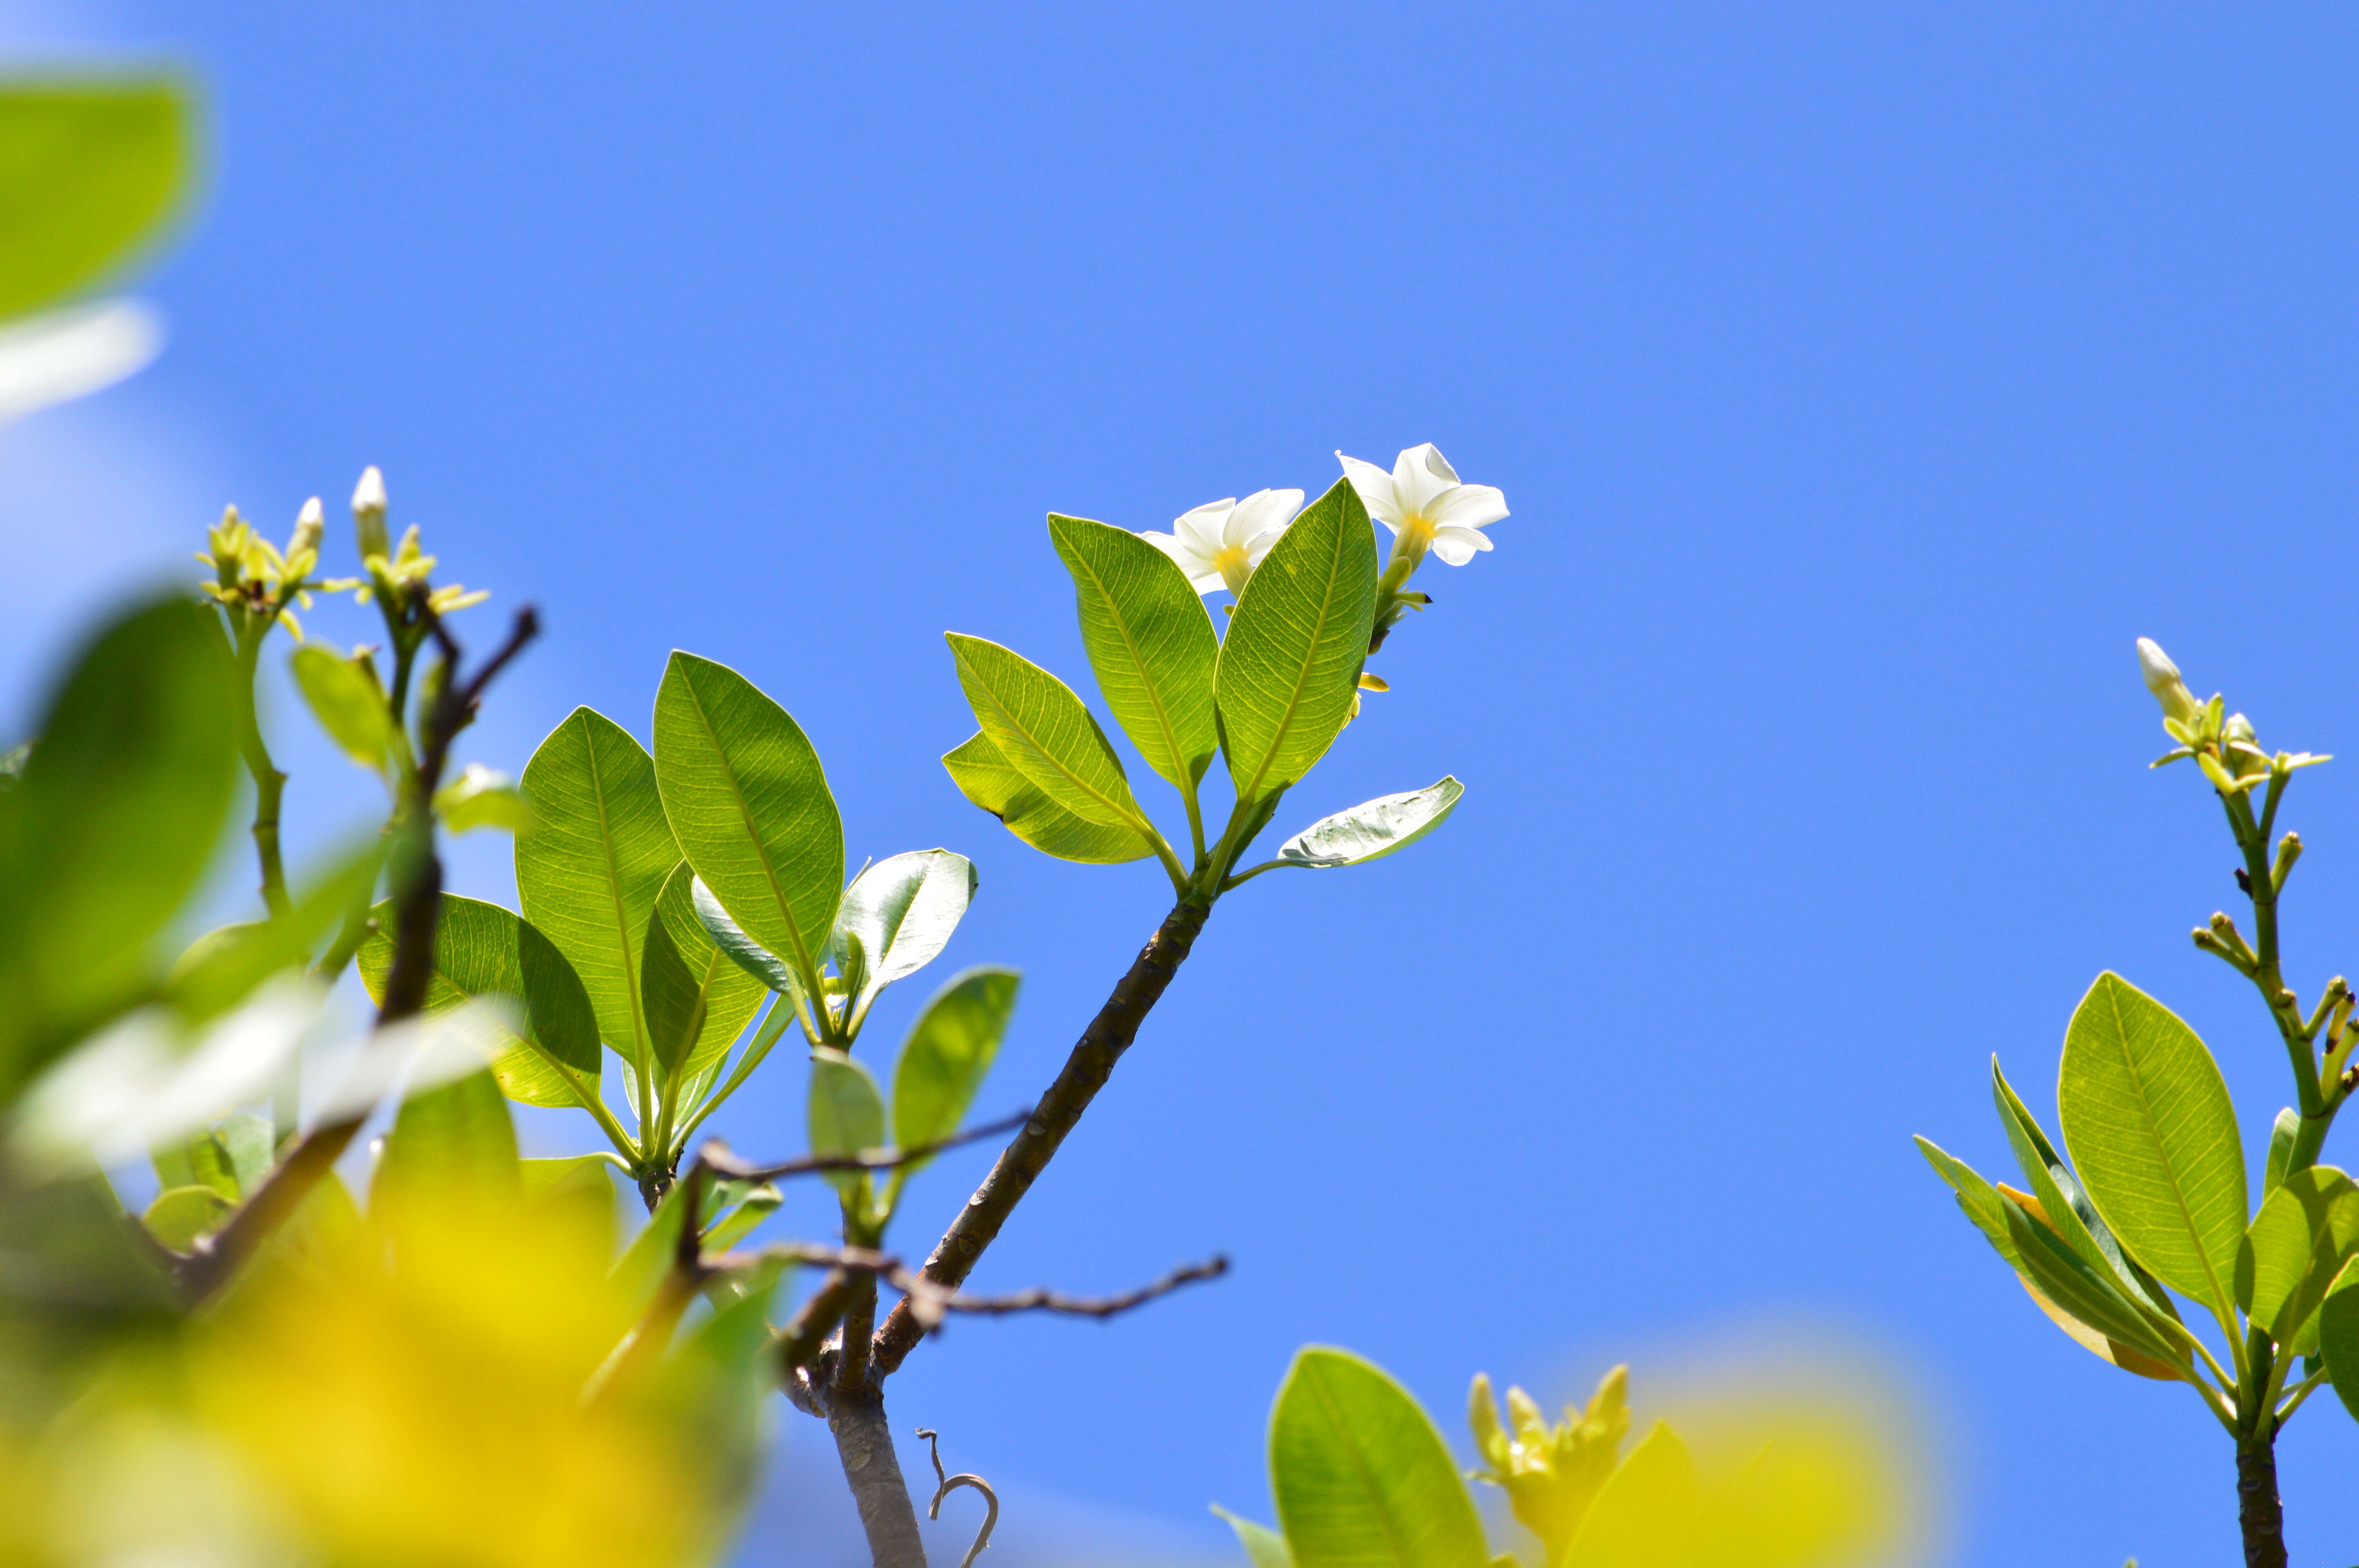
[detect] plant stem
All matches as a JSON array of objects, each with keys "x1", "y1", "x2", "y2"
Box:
[
  {"x1": 2236, "y1": 1435, "x2": 2287, "y2": 1568},
  {"x1": 2225, "y1": 789, "x2": 2334, "y2": 1167},
  {"x1": 231, "y1": 629, "x2": 293, "y2": 919},
  {"x1": 870, "y1": 895, "x2": 1212, "y2": 1374},
  {"x1": 827, "y1": 1388, "x2": 927, "y2": 1568}
]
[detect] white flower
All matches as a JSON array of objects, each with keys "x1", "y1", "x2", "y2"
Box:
[
  {"x1": 2136, "y1": 637, "x2": 2200, "y2": 725},
  {"x1": 1335, "y1": 443, "x2": 1508, "y2": 570},
  {"x1": 1138, "y1": 488, "x2": 1304, "y2": 597}
]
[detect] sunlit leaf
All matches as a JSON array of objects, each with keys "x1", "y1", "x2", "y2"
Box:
[
  {"x1": 1049, "y1": 512, "x2": 1220, "y2": 791},
  {"x1": 941, "y1": 730, "x2": 1148, "y2": 865},
  {"x1": 1269, "y1": 1346, "x2": 1488, "y2": 1568},
  {"x1": 0, "y1": 81, "x2": 190, "y2": 320},
  {"x1": 1275, "y1": 778, "x2": 1462, "y2": 869}
]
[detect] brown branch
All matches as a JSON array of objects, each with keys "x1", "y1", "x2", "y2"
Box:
[
  {"x1": 693, "y1": 1108, "x2": 1030, "y2": 1186},
  {"x1": 175, "y1": 607, "x2": 538, "y2": 1301},
  {"x1": 871, "y1": 896, "x2": 1212, "y2": 1373},
  {"x1": 923, "y1": 1254, "x2": 1228, "y2": 1319}
]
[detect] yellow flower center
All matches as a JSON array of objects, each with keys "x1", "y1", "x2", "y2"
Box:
[{"x1": 1212, "y1": 543, "x2": 1254, "y2": 597}]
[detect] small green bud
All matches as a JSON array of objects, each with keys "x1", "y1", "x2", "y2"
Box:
[
  {"x1": 2135, "y1": 637, "x2": 2200, "y2": 726},
  {"x1": 351, "y1": 465, "x2": 389, "y2": 561},
  {"x1": 1468, "y1": 1374, "x2": 1511, "y2": 1473}
]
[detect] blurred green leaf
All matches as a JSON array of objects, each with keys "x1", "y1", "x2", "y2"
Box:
[
  {"x1": 941, "y1": 730, "x2": 1149, "y2": 865},
  {"x1": 1269, "y1": 1346, "x2": 1488, "y2": 1568},
  {"x1": 808, "y1": 1049, "x2": 885, "y2": 1209},
  {"x1": 164, "y1": 839, "x2": 384, "y2": 1025},
  {"x1": 2238, "y1": 1166, "x2": 2359, "y2": 1344},
  {"x1": 1210, "y1": 1506, "x2": 1296, "y2": 1568},
  {"x1": 517, "y1": 706, "x2": 681, "y2": 1083},
  {"x1": 700, "y1": 1181, "x2": 780, "y2": 1252},
  {"x1": 652, "y1": 861, "x2": 765, "y2": 1101},
  {"x1": 2057, "y1": 972, "x2": 2246, "y2": 1323},
  {"x1": 1215, "y1": 479, "x2": 1377, "y2": 807},
  {"x1": 142, "y1": 1182, "x2": 230, "y2": 1250},
  {"x1": 0, "y1": 594, "x2": 238, "y2": 1096},
  {"x1": 520, "y1": 1153, "x2": 618, "y2": 1205},
  {"x1": 653, "y1": 652, "x2": 843, "y2": 995},
  {"x1": 356, "y1": 894, "x2": 601, "y2": 1110},
  {"x1": 889, "y1": 966, "x2": 1018, "y2": 1196},
  {"x1": 371, "y1": 1068, "x2": 519, "y2": 1217},
  {"x1": 289, "y1": 644, "x2": 391, "y2": 774},
  {"x1": 945, "y1": 633, "x2": 1147, "y2": 835},
  {"x1": 1049, "y1": 512, "x2": 1220, "y2": 792},
  {"x1": 1275, "y1": 778, "x2": 1463, "y2": 869},
  {"x1": 831, "y1": 849, "x2": 976, "y2": 1024},
  {"x1": 1561, "y1": 1422, "x2": 1700, "y2": 1568},
  {"x1": 433, "y1": 763, "x2": 532, "y2": 835},
  {"x1": 0, "y1": 81, "x2": 190, "y2": 320}
]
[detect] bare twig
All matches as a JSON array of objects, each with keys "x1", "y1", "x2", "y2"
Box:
[
  {"x1": 694, "y1": 1109, "x2": 1031, "y2": 1186},
  {"x1": 871, "y1": 897, "x2": 1213, "y2": 1372},
  {"x1": 918, "y1": 1428, "x2": 1000, "y2": 1568},
  {"x1": 920, "y1": 1254, "x2": 1228, "y2": 1319}
]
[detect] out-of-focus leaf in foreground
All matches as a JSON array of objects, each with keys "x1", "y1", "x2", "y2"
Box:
[{"x1": 0, "y1": 80, "x2": 190, "y2": 322}]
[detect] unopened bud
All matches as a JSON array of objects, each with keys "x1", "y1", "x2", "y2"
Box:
[
  {"x1": 2136, "y1": 637, "x2": 2199, "y2": 724},
  {"x1": 287, "y1": 496, "x2": 323, "y2": 563},
  {"x1": 351, "y1": 465, "x2": 389, "y2": 561}
]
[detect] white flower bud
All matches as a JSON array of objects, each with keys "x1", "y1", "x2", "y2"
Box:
[
  {"x1": 351, "y1": 465, "x2": 389, "y2": 562},
  {"x1": 2136, "y1": 637, "x2": 2199, "y2": 724},
  {"x1": 287, "y1": 496, "x2": 324, "y2": 562}
]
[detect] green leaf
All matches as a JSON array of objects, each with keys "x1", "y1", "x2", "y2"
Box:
[
  {"x1": 1210, "y1": 1506, "x2": 1296, "y2": 1568},
  {"x1": 214, "y1": 1111, "x2": 272, "y2": 1196},
  {"x1": 2266, "y1": 1108, "x2": 2300, "y2": 1198},
  {"x1": 652, "y1": 861, "x2": 767, "y2": 1097},
  {"x1": 808, "y1": 1049, "x2": 885, "y2": 1207},
  {"x1": 1215, "y1": 478, "x2": 1378, "y2": 806},
  {"x1": 356, "y1": 894, "x2": 602, "y2": 1110},
  {"x1": 433, "y1": 763, "x2": 533, "y2": 835},
  {"x1": 1998, "y1": 1188, "x2": 2189, "y2": 1379},
  {"x1": 2320, "y1": 1254, "x2": 2359, "y2": 1422},
  {"x1": 941, "y1": 731, "x2": 1149, "y2": 864},
  {"x1": 2056, "y1": 971, "x2": 2247, "y2": 1322},
  {"x1": 889, "y1": 967, "x2": 1019, "y2": 1191},
  {"x1": 517, "y1": 706, "x2": 681, "y2": 1083},
  {"x1": 1269, "y1": 1346, "x2": 1488, "y2": 1568},
  {"x1": 1914, "y1": 1134, "x2": 2025, "y2": 1266},
  {"x1": 370, "y1": 1068, "x2": 519, "y2": 1216},
  {"x1": 691, "y1": 875, "x2": 801, "y2": 997},
  {"x1": 163, "y1": 840, "x2": 385, "y2": 1025},
  {"x1": 701, "y1": 1181, "x2": 781, "y2": 1252},
  {"x1": 519, "y1": 1153, "x2": 618, "y2": 1205},
  {"x1": 289, "y1": 644, "x2": 392, "y2": 773},
  {"x1": 1562, "y1": 1422, "x2": 1701, "y2": 1568},
  {"x1": 653, "y1": 652, "x2": 844, "y2": 993},
  {"x1": 2238, "y1": 1166, "x2": 2359, "y2": 1344},
  {"x1": 1275, "y1": 778, "x2": 1463, "y2": 869},
  {"x1": 0, "y1": 82, "x2": 189, "y2": 320},
  {"x1": 945, "y1": 633, "x2": 1149, "y2": 837},
  {"x1": 1048, "y1": 513, "x2": 1220, "y2": 791},
  {"x1": 1991, "y1": 1058, "x2": 2181, "y2": 1323},
  {"x1": 832, "y1": 849, "x2": 977, "y2": 1024},
  {"x1": 143, "y1": 1183, "x2": 231, "y2": 1251},
  {"x1": 0, "y1": 594, "x2": 238, "y2": 1093},
  {"x1": 640, "y1": 903, "x2": 707, "y2": 1085},
  {"x1": 153, "y1": 1114, "x2": 272, "y2": 1203}
]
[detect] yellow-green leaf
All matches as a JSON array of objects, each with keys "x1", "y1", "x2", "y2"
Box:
[
  {"x1": 0, "y1": 81, "x2": 190, "y2": 320},
  {"x1": 941, "y1": 731, "x2": 1147, "y2": 865},
  {"x1": 1048, "y1": 513, "x2": 1219, "y2": 791}
]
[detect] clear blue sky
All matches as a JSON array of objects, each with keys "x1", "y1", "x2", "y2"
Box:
[{"x1": 8, "y1": 4, "x2": 2359, "y2": 1564}]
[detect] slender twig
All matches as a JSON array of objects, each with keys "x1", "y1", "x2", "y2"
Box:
[
  {"x1": 917, "y1": 1428, "x2": 1000, "y2": 1568},
  {"x1": 907, "y1": 1253, "x2": 1227, "y2": 1319},
  {"x1": 692, "y1": 1110, "x2": 1031, "y2": 1186},
  {"x1": 871, "y1": 896, "x2": 1214, "y2": 1373}
]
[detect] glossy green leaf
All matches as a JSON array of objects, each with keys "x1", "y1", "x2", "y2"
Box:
[
  {"x1": 2238, "y1": 1166, "x2": 2359, "y2": 1344},
  {"x1": 516, "y1": 706, "x2": 680, "y2": 1078},
  {"x1": 370, "y1": 1068, "x2": 519, "y2": 1216},
  {"x1": 640, "y1": 904, "x2": 707, "y2": 1084},
  {"x1": 691, "y1": 874, "x2": 801, "y2": 998},
  {"x1": 941, "y1": 731, "x2": 1149, "y2": 864},
  {"x1": 1211, "y1": 1506, "x2": 1296, "y2": 1568},
  {"x1": 889, "y1": 967, "x2": 1018, "y2": 1191},
  {"x1": 1269, "y1": 1346, "x2": 1488, "y2": 1568},
  {"x1": 1562, "y1": 1422, "x2": 1701, "y2": 1568},
  {"x1": 1216, "y1": 479, "x2": 1378, "y2": 806},
  {"x1": 289, "y1": 644, "x2": 392, "y2": 773},
  {"x1": 808, "y1": 1049, "x2": 885, "y2": 1207},
  {"x1": 1992, "y1": 1058, "x2": 2181, "y2": 1322},
  {"x1": 2056, "y1": 971, "x2": 2247, "y2": 1321},
  {"x1": 0, "y1": 594, "x2": 238, "y2": 1093},
  {"x1": 1048, "y1": 512, "x2": 1220, "y2": 791},
  {"x1": 143, "y1": 1183, "x2": 231, "y2": 1251},
  {"x1": 0, "y1": 82, "x2": 189, "y2": 320},
  {"x1": 2265, "y1": 1108, "x2": 2300, "y2": 1198},
  {"x1": 832, "y1": 849, "x2": 977, "y2": 1023},
  {"x1": 653, "y1": 652, "x2": 844, "y2": 993},
  {"x1": 1998, "y1": 1190, "x2": 2187, "y2": 1372},
  {"x1": 945, "y1": 633, "x2": 1148, "y2": 837},
  {"x1": 2320, "y1": 1255, "x2": 2359, "y2": 1422},
  {"x1": 433, "y1": 763, "x2": 533, "y2": 835},
  {"x1": 652, "y1": 861, "x2": 766, "y2": 1094},
  {"x1": 356, "y1": 894, "x2": 602, "y2": 1110},
  {"x1": 1276, "y1": 778, "x2": 1463, "y2": 868},
  {"x1": 1914, "y1": 1134, "x2": 2023, "y2": 1266}
]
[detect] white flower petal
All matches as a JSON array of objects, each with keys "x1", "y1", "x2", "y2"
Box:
[
  {"x1": 1428, "y1": 526, "x2": 1493, "y2": 566},
  {"x1": 1141, "y1": 531, "x2": 1227, "y2": 593},
  {"x1": 1227, "y1": 487, "x2": 1304, "y2": 548},
  {"x1": 1172, "y1": 499, "x2": 1236, "y2": 559},
  {"x1": 1336, "y1": 452, "x2": 1405, "y2": 525},
  {"x1": 1394, "y1": 443, "x2": 1458, "y2": 512},
  {"x1": 1424, "y1": 483, "x2": 1508, "y2": 532}
]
